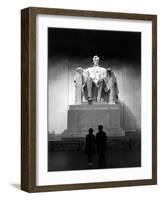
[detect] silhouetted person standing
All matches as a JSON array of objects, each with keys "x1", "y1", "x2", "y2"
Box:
[
  {"x1": 96, "y1": 125, "x2": 107, "y2": 168},
  {"x1": 85, "y1": 128, "x2": 96, "y2": 167}
]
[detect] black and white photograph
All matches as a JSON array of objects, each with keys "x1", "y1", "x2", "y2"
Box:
[
  {"x1": 20, "y1": 7, "x2": 157, "y2": 192},
  {"x1": 48, "y1": 27, "x2": 141, "y2": 171}
]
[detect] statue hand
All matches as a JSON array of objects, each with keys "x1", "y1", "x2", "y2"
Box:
[
  {"x1": 104, "y1": 86, "x2": 109, "y2": 93},
  {"x1": 99, "y1": 77, "x2": 104, "y2": 82}
]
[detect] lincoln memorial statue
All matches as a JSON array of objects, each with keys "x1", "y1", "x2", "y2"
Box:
[
  {"x1": 63, "y1": 55, "x2": 124, "y2": 138},
  {"x1": 74, "y1": 55, "x2": 119, "y2": 104}
]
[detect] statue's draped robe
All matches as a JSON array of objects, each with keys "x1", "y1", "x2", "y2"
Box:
[
  {"x1": 104, "y1": 72, "x2": 119, "y2": 104},
  {"x1": 74, "y1": 69, "x2": 88, "y2": 104}
]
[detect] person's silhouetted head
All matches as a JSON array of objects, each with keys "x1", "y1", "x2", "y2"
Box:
[
  {"x1": 98, "y1": 125, "x2": 103, "y2": 131},
  {"x1": 89, "y1": 128, "x2": 94, "y2": 134}
]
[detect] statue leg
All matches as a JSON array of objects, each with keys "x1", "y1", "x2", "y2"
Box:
[
  {"x1": 87, "y1": 77, "x2": 93, "y2": 100},
  {"x1": 93, "y1": 85, "x2": 97, "y2": 102},
  {"x1": 97, "y1": 80, "x2": 103, "y2": 102}
]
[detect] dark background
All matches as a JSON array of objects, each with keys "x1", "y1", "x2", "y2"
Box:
[{"x1": 48, "y1": 28, "x2": 141, "y2": 63}]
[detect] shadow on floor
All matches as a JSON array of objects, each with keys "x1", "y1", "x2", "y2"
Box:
[{"x1": 10, "y1": 183, "x2": 20, "y2": 190}]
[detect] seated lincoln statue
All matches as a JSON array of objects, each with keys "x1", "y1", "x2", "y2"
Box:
[{"x1": 74, "y1": 55, "x2": 119, "y2": 104}]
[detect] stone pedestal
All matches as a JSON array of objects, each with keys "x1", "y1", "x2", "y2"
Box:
[{"x1": 62, "y1": 103, "x2": 125, "y2": 138}]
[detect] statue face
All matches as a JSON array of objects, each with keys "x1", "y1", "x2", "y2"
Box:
[{"x1": 93, "y1": 56, "x2": 99, "y2": 66}]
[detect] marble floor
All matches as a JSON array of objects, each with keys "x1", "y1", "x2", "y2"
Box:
[{"x1": 48, "y1": 143, "x2": 141, "y2": 171}]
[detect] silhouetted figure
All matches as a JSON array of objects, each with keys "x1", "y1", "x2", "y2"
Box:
[
  {"x1": 85, "y1": 128, "x2": 96, "y2": 167},
  {"x1": 96, "y1": 125, "x2": 107, "y2": 168}
]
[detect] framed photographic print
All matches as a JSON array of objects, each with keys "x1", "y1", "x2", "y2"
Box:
[{"x1": 21, "y1": 7, "x2": 157, "y2": 192}]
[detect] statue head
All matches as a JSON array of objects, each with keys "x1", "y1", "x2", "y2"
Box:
[{"x1": 93, "y1": 55, "x2": 99, "y2": 66}]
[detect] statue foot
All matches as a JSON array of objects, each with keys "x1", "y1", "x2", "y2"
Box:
[
  {"x1": 88, "y1": 97, "x2": 92, "y2": 103},
  {"x1": 97, "y1": 98, "x2": 104, "y2": 102},
  {"x1": 109, "y1": 102, "x2": 116, "y2": 104}
]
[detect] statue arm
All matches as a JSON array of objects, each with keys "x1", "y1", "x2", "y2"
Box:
[
  {"x1": 99, "y1": 68, "x2": 107, "y2": 81},
  {"x1": 82, "y1": 69, "x2": 89, "y2": 87},
  {"x1": 102, "y1": 68, "x2": 107, "y2": 79}
]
